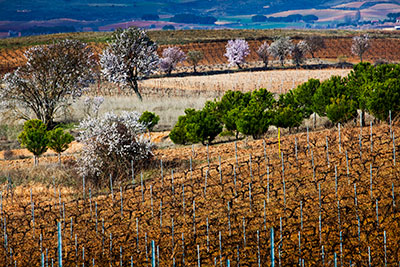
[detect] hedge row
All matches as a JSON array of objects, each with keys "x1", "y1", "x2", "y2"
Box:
[{"x1": 170, "y1": 62, "x2": 400, "y2": 145}]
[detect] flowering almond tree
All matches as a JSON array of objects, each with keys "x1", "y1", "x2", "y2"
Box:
[
  {"x1": 224, "y1": 39, "x2": 250, "y2": 69},
  {"x1": 351, "y1": 34, "x2": 370, "y2": 62},
  {"x1": 268, "y1": 36, "x2": 293, "y2": 67},
  {"x1": 100, "y1": 27, "x2": 159, "y2": 100},
  {"x1": 159, "y1": 47, "x2": 186, "y2": 75},
  {"x1": 1, "y1": 39, "x2": 96, "y2": 128},
  {"x1": 77, "y1": 111, "x2": 154, "y2": 185}
]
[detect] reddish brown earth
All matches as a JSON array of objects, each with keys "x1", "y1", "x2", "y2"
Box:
[
  {"x1": 0, "y1": 124, "x2": 399, "y2": 266},
  {"x1": 1, "y1": 37, "x2": 400, "y2": 74}
]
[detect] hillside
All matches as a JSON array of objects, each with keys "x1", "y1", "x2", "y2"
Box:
[
  {"x1": 0, "y1": 123, "x2": 398, "y2": 265},
  {"x1": 1, "y1": 0, "x2": 400, "y2": 33},
  {"x1": 2, "y1": 30, "x2": 400, "y2": 74}
]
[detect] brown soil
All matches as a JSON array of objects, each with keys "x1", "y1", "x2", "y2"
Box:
[
  {"x1": 1, "y1": 37, "x2": 400, "y2": 74},
  {"x1": 0, "y1": 124, "x2": 399, "y2": 266}
]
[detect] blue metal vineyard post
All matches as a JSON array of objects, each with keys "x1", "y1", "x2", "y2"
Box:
[
  {"x1": 57, "y1": 221, "x2": 62, "y2": 267},
  {"x1": 151, "y1": 240, "x2": 155, "y2": 267},
  {"x1": 271, "y1": 227, "x2": 275, "y2": 267}
]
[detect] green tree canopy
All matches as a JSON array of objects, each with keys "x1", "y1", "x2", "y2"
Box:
[{"x1": 18, "y1": 119, "x2": 48, "y2": 166}]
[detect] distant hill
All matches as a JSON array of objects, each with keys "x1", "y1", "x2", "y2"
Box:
[
  {"x1": 0, "y1": 0, "x2": 367, "y2": 21},
  {"x1": 1, "y1": 0, "x2": 400, "y2": 33}
]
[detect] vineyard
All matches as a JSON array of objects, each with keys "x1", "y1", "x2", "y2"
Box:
[{"x1": 0, "y1": 122, "x2": 399, "y2": 266}]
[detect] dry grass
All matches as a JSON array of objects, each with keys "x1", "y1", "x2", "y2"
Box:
[
  {"x1": 139, "y1": 68, "x2": 351, "y2": 94},
  {"x1": 68, "y1": 94, "x2": 217, "y2": 131}
]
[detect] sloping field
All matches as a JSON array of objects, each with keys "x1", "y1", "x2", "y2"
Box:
[
  {"x1": 138, "y1": 68, "x2": 351, "y2": 95},
  {"x1": 1, "y1": 36, "x2": 400, "y2": 74},
  {"x1": 0, "y1": 123, "x2": 399, "y2": 266}
]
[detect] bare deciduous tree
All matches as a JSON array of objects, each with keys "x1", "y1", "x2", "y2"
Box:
[
  {"x1": 100, "y1": 27, "x2": 159, "y2": 100},
  {"x1": 187, "y1": 50, "x2": 204, "y2": 73},
  {"x1": 304, "y1": 35, "x2": 326, "y2": 58},
  {"x1": 292, "y1": 40, "x2": 308, "y2": 67},
  {"x1": 351, "y1": 34, "x2": 370, "y2": 62},
  {"x1": 256, "y1": 41, "x2": 270, "y2": 68},
  {"x1": 1, "y1": 39, "x2": 96, "y2": 128}
]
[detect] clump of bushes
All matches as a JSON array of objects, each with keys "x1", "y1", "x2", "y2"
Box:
[
  {"x1": 18, "y1": 119, "x2": 74, "y2": 166},
  {"x1": 170, "y1": 62, "x2": 400, "y2": 145}
]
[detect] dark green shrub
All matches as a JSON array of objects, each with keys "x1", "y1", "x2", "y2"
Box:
[
  {"x1": 217, "y1": 90, "x2": 251, "y2": 139},
  {"x1": 139, "y1": 111, "x2": 160, "y2": 131},
  {"x1": 18, "y1": 119, "x2": 48, "y2": 166},
  {"x1": 274, "y1": 91, "x2": 303, "y2": 130},
  {"x1": 47, "y1": 128, "x2": 74, "y2": 164},
  {"x1": 236, "y1": 89, "x2": 275, "y2": 139},
  {"x1": 326, "y1": 95, "x2": 358, "y2": 124},
  {"x1": 293, "y1": 78, "x2": 320, "y2": 118},
  {"x1": 312, "y1": 76, "x2": 347, "y2": 116},
  {"x1": 185, "y1": 108, "x2": 223, "y2": 145},
  {"x1": 169, "y1": 111, "x2": 191, "y2": 145},
  {"x1": 366, "y1": 79, "x2": 400, "y2": 121}
]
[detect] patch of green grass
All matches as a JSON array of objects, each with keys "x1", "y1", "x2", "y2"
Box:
[
  {"x1": 0, "y1": 124, "x2": 23, "y2": 141},
  {"x1": 2, "y1": 29, "x2": 400, "y2": 49},
  {"x1": 55, "y1": 122, "x2": 79, "y2": 131}
]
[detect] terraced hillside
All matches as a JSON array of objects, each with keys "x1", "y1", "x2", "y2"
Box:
[{"x1": 2, "y1": 30, "x2": 400, "y2": 74}]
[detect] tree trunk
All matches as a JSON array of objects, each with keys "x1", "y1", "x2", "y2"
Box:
[
  {"x1": 34, "y1": 155, "x2": 38, "y2": 166},
  {"x1": 193, "y1": 65, "x2": 197, "y2": 73},
  {"x1": 361, "y1": 110, "x2": 366, "y2": 127},
  {"x1": 313, "y1": 113, "x2": 317, "y2": 129},
  {"x1": 130, "y1": 79, "x2": 142, "y2": 101},
  {"x1": 58, "y1": 153, "x2": 61, "y2": 165}
]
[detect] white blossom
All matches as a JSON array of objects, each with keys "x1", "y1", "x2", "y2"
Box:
[
  {"x1": 159, "y1": 47, "x2": 186, "y2": 75},
  {"x1": 351, "y1": 34, "x2": 370, "y2": 62},
  {"x1": 100, "y1": 27, "x2": 159, "y2": 100},
  {"x1": 224, "y1": 39, "x2": 250, "y2": 69},
  {"x1": 77, "y1": 111, "x2": 154, "y2": 183},
  {"x1": 268, "y1": 36, "x2": 293, "y2": 67}
]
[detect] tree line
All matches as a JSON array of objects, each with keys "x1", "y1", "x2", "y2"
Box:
[
  {"x1": 170, "y1": 62, "x2": 400, "y2": 145},
  {"x1": 0, "y1": 27, "x2": 374, "y2": 132}
]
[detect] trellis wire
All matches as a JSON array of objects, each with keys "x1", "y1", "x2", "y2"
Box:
[
  {"x1": 370, "y1": 164, "x2": 373, "y2": 199},
  {"x1": 110, "y1": 174, "x2": 114, "y2": 201},
  {"x1": 338, "y1": 123, "x2": 341, "y2": 153},
  {"x1": 326, "y1": 136, "x2": 330, "y2": 167},
  {"x1": 219, "y1": 231, "x2": 222, "y2": 266}
]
